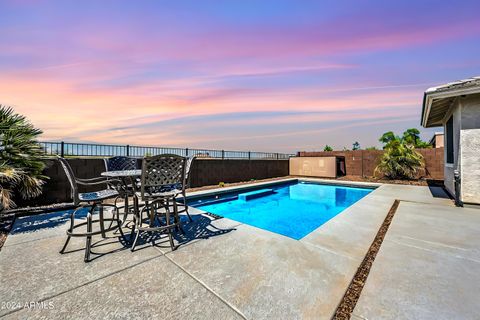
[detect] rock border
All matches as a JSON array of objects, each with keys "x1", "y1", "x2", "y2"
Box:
[{"x1": 332, "y1": 200, "x2": 401, "y2": 320}]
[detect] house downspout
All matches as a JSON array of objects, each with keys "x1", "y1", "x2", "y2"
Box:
[{"x1": 454, "y1": 170, "x2": 463, "y2": 207}]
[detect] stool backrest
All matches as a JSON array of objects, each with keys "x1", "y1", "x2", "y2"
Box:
[
  {"x1": 140, "y1": 154, "x2": 186, "y2": 199},
  {"x1": 57, "y1": 156, "x2": 80, "y2": 205},
  {"x1": 104, "y1": 156, "x2": 138, "y2": 171},
  {"x1": 185, "y1": 156, "x2": 196, "y2": 188}
]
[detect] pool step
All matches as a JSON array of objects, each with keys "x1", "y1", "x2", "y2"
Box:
[
  {"x1": 193, "y1": 196, "x2": 238, "y2": 206},
  {"x1": 238, "y1": 189, "x2": 275, "y2": 201}
]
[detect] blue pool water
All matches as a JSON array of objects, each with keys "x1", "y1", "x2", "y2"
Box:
[{"x1": 188, "y1": 181, "x2": 373, "y2": 240}]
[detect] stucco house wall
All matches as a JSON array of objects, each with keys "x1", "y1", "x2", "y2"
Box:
[
  {"x1": 459, "y1": 94, "x2": 480, "y2": 204},
  {"x1": 443, "y1": 94, "x2": 480, "y2": 204}
]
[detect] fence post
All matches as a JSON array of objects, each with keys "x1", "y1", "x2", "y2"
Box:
[
  {"x1": 248, "y1": 151, "x2": 251, "y2": 160},
  {"x1": 126, "y1": 144, "x2": 130, "y2": 157},
  {"x1": 276, "y1": 153, "x2": 279, "y2": 160},
  {"x1": 185, "y1": 148, "x2": 189, "y2": 157},
  {"x1": 60, "y1": 141, "x2": 65, "y2": 157},
  {"x1": 222, "y1": 150, "x2": 225, "y2": 159}
]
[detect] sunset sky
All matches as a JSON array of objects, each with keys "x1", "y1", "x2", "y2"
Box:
[{"x1": 1, "y1": 0, "x2": 479, "y2": 152}]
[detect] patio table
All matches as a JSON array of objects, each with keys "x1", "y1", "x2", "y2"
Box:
[
  {"x1": 101, "y1": 169, "x2": 142, "y2": 227},
  {"x1": 101, "y1": 169, "x2": 141, "y2": 179}
]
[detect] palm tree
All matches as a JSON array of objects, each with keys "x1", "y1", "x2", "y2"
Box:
[
  {"x1": 380, "y1": 129, "x2": 432, "y2": 149},
  {"x1": 402, "y1": 128, "x2": 432, "y2": 148},
  {"x1": 0, "y1": 105, "x2": 47, "y2": 211},
  {"x1": 379, "y1": 131, "x2": 398, "y2": 147},
  {"x1": 374, "y1": 140, "x2": 425, "y2": 179},
  {"x1": 402, "y1": 128, "x2": 421, "y2": 146}
]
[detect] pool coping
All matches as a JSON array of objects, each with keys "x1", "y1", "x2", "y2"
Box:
[{"x1": 183, "y1": 177, "x2": 381, "y2": 201}]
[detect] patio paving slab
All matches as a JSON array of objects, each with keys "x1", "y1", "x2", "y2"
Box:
[
  {"x1": 371, "y1": 184, "x2": 452, "y2": 205},
  {"x1": 164, "y1": 223, "x2": 359, "y2": 320},
  {"x1": 385, "y1": 201, "x2": 480, "y2": 261},
  {"x1": 0, "y1": 229, "x2": 162, "y2": 317},
  {"x1": 301, "y1": 193, "x2": 395, "y2": 260},
  {"x1": 353, "y1": 202, "x2": 480, "y2": 320},
  {"x1": 3, "y1": 256, "x2": 244, "y2": 320}
]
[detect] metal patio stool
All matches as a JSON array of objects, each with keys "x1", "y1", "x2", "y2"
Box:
[
  {"x1": 131, "y1": 154, "x2": 187, "y2": 252},
  {"x1": 176, "y1": 156, "x2": 195, "y2": 222},
  {"x1": 104, "y1": 156, "x2": 139, "y2": 223},
  {"x1": 58, "y1": 157, "x2": 125, "y2": 262}
]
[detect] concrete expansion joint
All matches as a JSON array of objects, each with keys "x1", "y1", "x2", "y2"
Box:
[
  {"x1": 388, "y1": 238, "x2": 480, "y2": 264},
  {"x1": 163, "y1": 253, "x2": 249, "y2": 320},
  {"x1": 301, "y1": 241, "x2": 360, "y2": 262},
  {"x1": 5, "y1": 234, "x2": 65, "y2": 248}
]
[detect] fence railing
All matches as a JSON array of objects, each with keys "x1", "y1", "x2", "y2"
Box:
[{"x1": 39, "y1": 141, "x2": 294, "y2": 160}]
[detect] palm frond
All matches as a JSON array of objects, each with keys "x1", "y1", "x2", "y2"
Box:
[{"x1": 0, "y1": 186, "x2": 16, "y2": 210}]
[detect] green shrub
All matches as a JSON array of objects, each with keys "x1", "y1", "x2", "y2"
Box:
[
  {"x1": 0, "y1": 105, "x2": 47, "y2": 211},
  {"x1": 375, "y1": 140, "x2": 424, "y2": 179}
]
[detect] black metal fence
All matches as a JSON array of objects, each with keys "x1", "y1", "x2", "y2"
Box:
[{"x1": 39, "y1": 141, "x2": 293, "y2": 160}]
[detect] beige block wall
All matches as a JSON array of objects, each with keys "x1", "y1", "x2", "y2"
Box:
[
  {"x1": 435, "y1": 134, "x2": 444, "y2": 148},
  {"x1": 290, "y1": 157, "x2": 337, "y2": 178}
]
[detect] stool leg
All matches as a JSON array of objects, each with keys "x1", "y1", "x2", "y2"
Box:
[
  {"x1": 173, "y1": 200, "x2": 184, "y2": 234},
  {"x1": 149, "y1": 203, "x2": 155, "y2": 227},
  {"x1": 183, "y1": 191, "x2": 193, "y2": 222},
  {"x1": 60, "y1": 208, "x2": 77, "y2": 254},
  {"x1": 111, "y1": 205, "x2": 126, "y2": 242},
  {"x1": 99, "y1": 204, "x2": 106, "y2": 238},
  {"x1": 123, "y1": 193, "x2": 129, "y2": 224},
  {"x1": 131, "y1": 229, "x2": 141, "y2": 252},
  {"x1": 165, "y1": 202, "x2": 175, "y2": 251},
  {"x1": 109, "y1": 196, "x2": 119, "y2": 230},
  {"x1": 130, "y1": 196, "x2": 139, "y2": 241},
  {"x1": 84, "y1": 209, "x2": 93, "y2": 262},
  {"x1": 131, "y1": 206, "x2": 144, "y2": 252}
]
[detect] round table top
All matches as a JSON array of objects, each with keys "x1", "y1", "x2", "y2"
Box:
[{"x1": 101, "y1": 169, "x2": 141, "y2": 177}]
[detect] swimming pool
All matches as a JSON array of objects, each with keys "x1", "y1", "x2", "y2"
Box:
[{"x1": 188, "y1": 181, "x2": 373, "y2": 239}]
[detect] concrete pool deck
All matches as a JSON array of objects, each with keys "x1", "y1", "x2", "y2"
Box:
[
  {"x1": 353, "y1": 201, "x2": 480, "y2": 320},
  {"x1": 0, "y1": 178, "x2": 476, "y2": 319}
]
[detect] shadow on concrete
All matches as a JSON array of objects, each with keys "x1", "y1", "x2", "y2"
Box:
[
  {"x1": 426, "y1": 180, "x2": 453, "y2": 200},
  {"x1": 10, "y1": 208, "x2": 89, "y2": 235},
  {"x1": 131, "y1": 214, "x2": 236, "y2": 249},
  {"x1": 9, "y1": 209, "x2": 235, "y2": 260}
]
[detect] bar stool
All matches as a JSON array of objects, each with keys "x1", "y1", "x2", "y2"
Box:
[
  {"x1": 131, "y1": 154, "x2": 187, "y2": 252},
  {"x1": 58, "y1": 157, "x2": 125, "y2": 262}
]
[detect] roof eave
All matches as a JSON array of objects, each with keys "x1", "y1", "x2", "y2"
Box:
[{"x1": 421, "y1": 85, "x2": 480, "y2": 128}]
